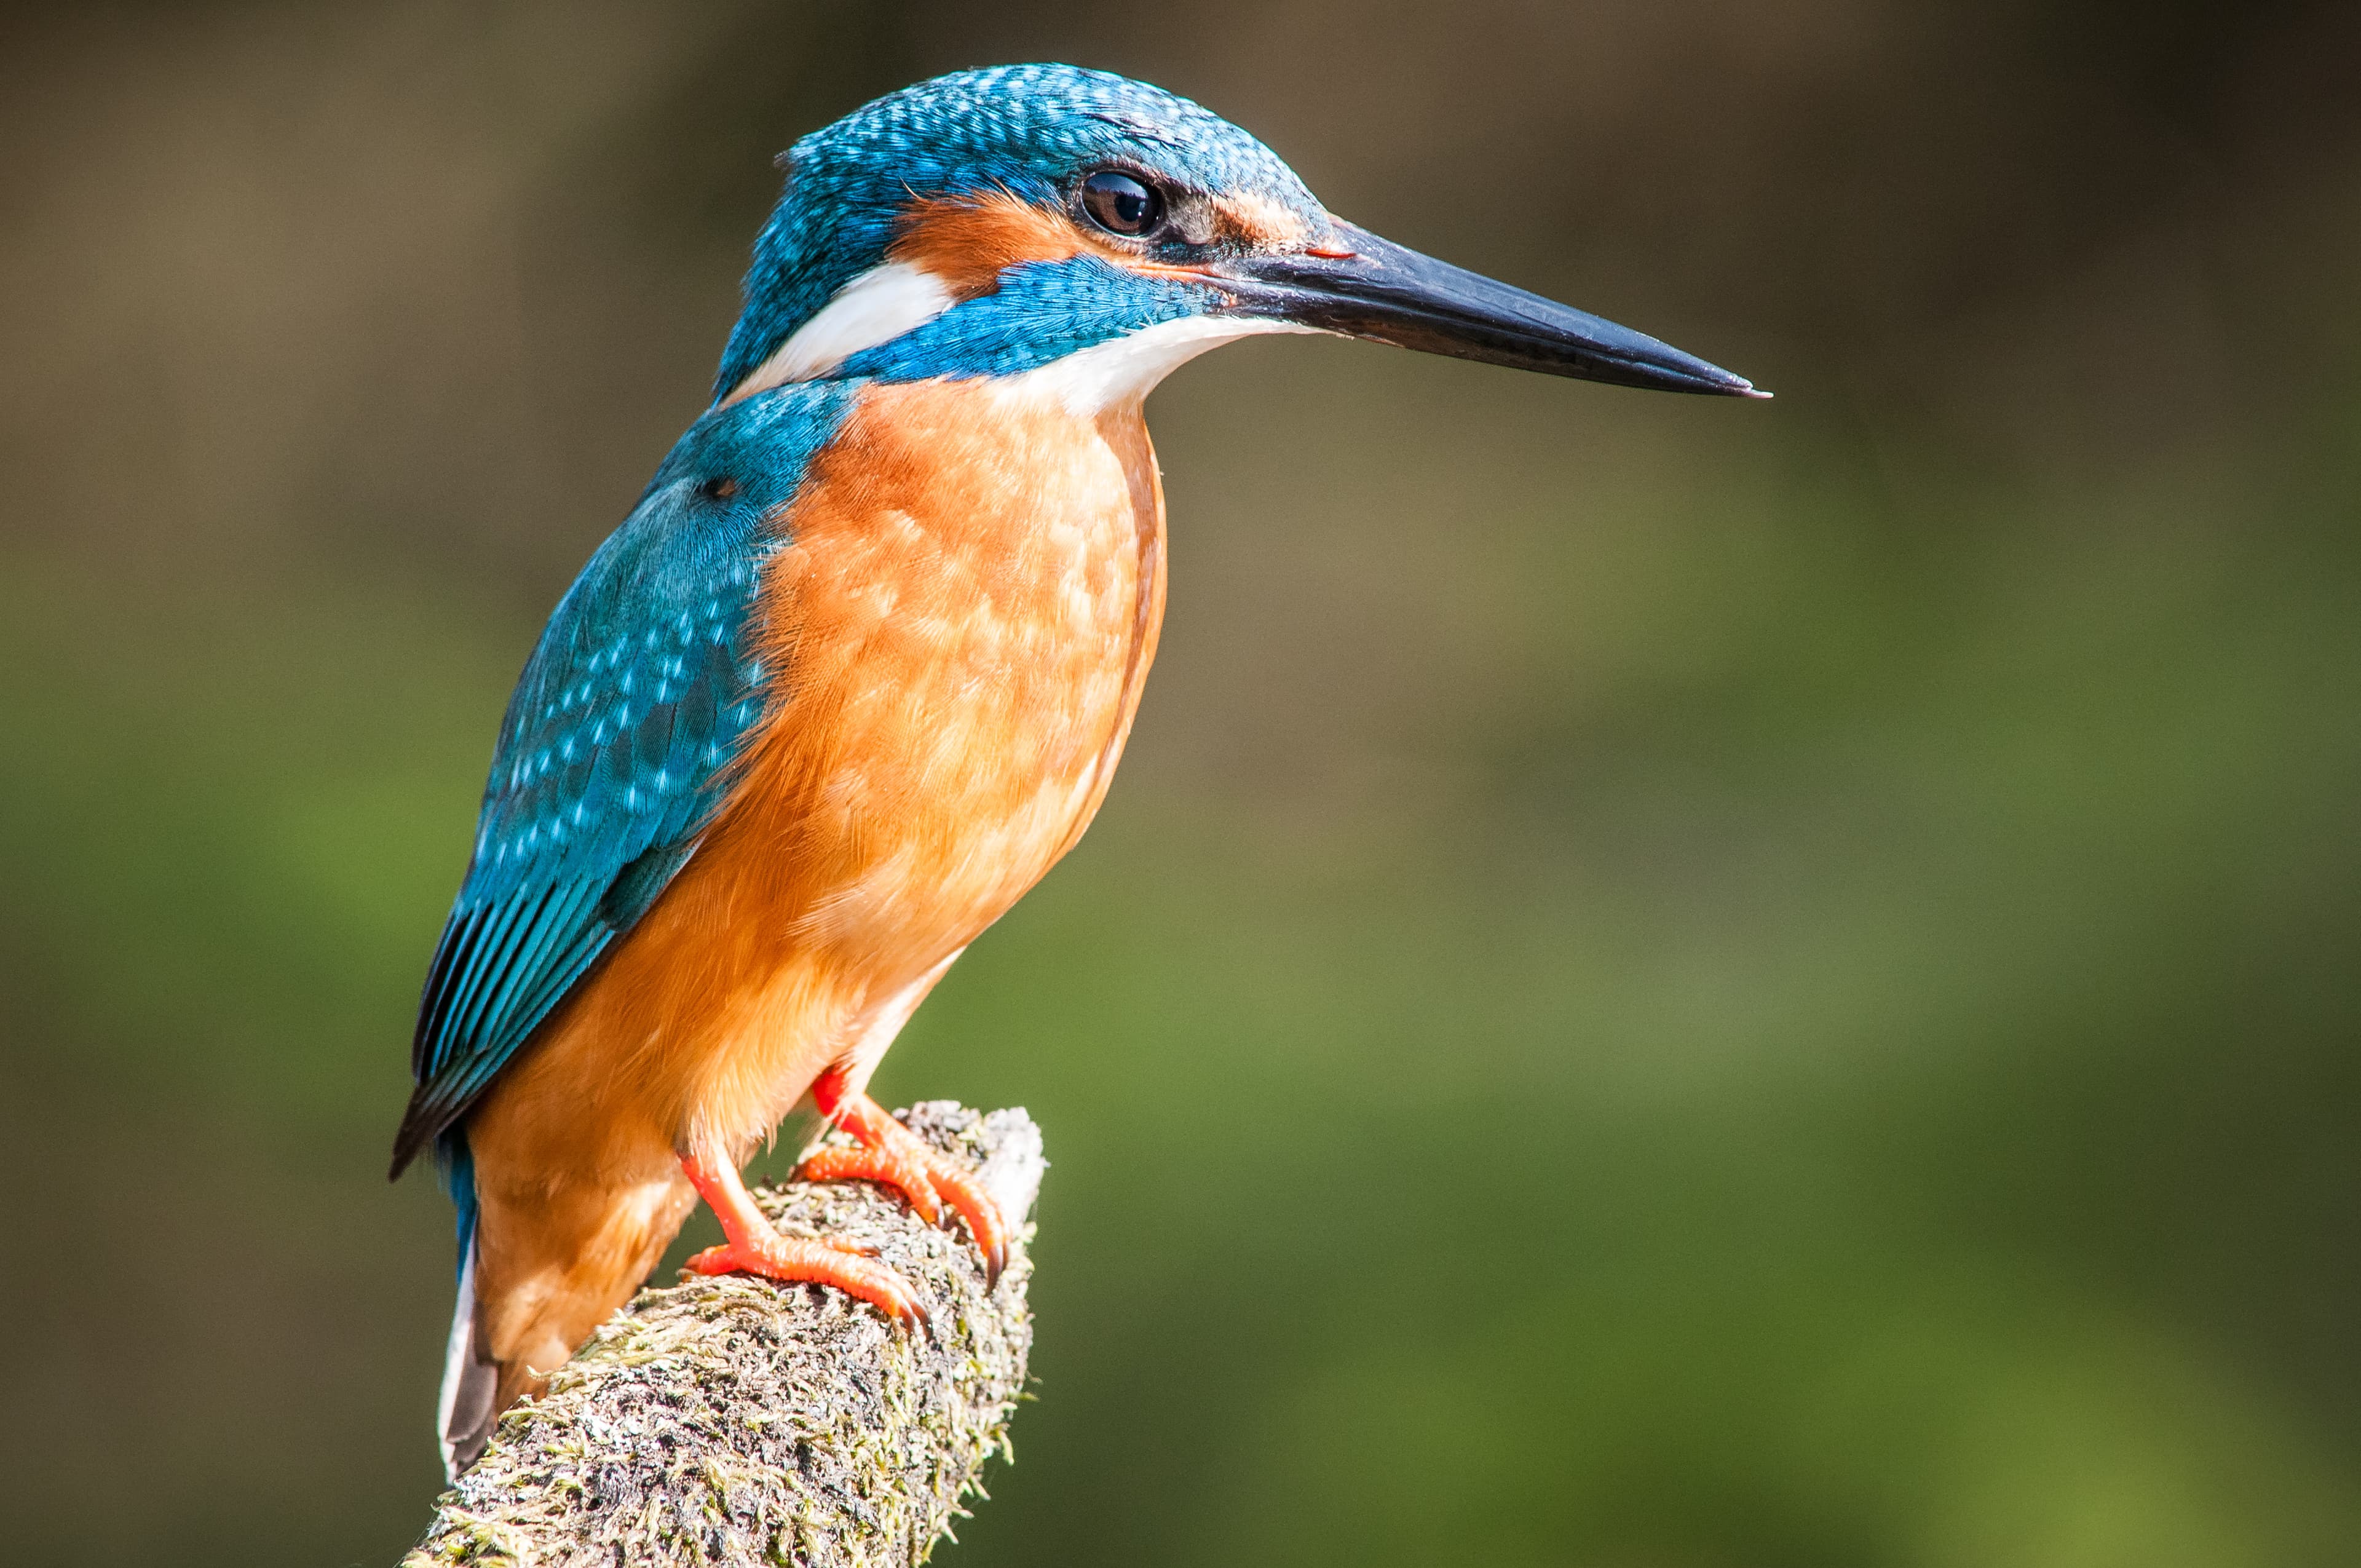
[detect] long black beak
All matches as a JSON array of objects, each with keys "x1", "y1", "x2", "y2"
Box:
[{"x1": 1215, "y1": 220, "x2": 1765, "y2": 398}]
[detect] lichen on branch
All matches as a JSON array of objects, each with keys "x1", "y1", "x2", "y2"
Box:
[{"x1": 406, "y1": 1103, "x2": 1044, "y2": 1568}]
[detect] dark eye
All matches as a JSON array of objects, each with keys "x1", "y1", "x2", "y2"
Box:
[{"x1": 1080, "y1": 170, "x2": 1165, "y2": 237}]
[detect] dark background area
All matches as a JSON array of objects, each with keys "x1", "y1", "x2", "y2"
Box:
[{"x1": 3, "y1": 2, "x2": 2358, "y2": 1562}]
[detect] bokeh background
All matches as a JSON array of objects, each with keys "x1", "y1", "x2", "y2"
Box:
[{"x1": 4, "y1": 1, "x2": 2358, "y2": 1562}]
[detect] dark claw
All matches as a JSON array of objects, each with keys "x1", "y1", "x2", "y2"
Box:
[{"x1": 983, "y1": 1238, "x2": 1006, "y2": 1290}]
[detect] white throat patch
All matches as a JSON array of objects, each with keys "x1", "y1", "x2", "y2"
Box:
[
  {"x1": 991, "y1": 315, "x2": 1331, "y2": 416},
  {"x1": 721, "y1": 260, "x2": 956, "y2": 405}
]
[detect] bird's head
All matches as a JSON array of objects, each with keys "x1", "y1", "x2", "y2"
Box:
[{"x1": 714, "y1": 64, "x2": 1762, "y2": 411}]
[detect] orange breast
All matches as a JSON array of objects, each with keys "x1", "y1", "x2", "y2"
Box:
[
  {"x1": 743, "y1": 377, "x2": 1168, "y2": 969},
  {"x1": 461, "y1": 377, "x2": 1163, "y2": 1385},
  {"x1": 473, "y1": 378, "x2": 1168, "y2": 1176}
]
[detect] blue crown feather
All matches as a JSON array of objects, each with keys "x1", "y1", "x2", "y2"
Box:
[{"x1": 713, "y1": 64, "x2": 1318, "y2": 399}]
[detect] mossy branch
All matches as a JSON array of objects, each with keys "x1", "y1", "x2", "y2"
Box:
[{"x1": 405, "y1": 1103, "x2": 1045, "y2": 1568}]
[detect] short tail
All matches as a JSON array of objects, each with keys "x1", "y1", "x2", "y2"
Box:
[{"x1": 438, "y1": 1229, "x2": 499, "y2": 1481}]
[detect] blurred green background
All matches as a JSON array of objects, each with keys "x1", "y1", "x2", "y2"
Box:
[{"x1": 3, "y1": 2, "x2": 2358, "y2": 1562}]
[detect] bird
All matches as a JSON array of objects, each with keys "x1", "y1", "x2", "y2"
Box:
[{"x1": 389, "y1": 61, "x2": 1762, "y2": 1479}]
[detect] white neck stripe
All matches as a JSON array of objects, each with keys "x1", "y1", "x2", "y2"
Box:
[{"x1": 720, "y1": 260, "x2": 956, "y2": 406}]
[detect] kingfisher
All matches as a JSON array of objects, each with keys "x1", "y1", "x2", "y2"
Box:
[{"x1": 389, "y1": 63, "x2": 1760, "y2": 1478}]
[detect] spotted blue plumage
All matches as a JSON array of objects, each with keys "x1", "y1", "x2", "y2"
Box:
[
  {"x1": 390, "y1": 65, "x2": 1324, "y2": 1234},
  {"x1": 714, "y1": 63, "x2": 1319, "y2": 399},
  {"x1": 390, "y1": 382, "x2": 858, "y2": 1200}
]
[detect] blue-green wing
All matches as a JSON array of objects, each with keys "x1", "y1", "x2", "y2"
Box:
[{"x1": 389, "y1": 384, "x2": 853, "y2": 1179}]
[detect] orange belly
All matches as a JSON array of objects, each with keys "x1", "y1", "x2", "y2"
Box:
[{"x1": 463, "y1": 377, "x2": 1166, "y2": 1390}]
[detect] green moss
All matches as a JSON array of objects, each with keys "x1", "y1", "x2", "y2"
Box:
[{"x1": 406, "y1": 1105, "x2": 1041, "y2": 1567}]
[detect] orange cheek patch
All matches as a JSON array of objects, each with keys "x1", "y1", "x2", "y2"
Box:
[{"x1": 888, "y1": 191, "x2": 1096, "y2": 299}]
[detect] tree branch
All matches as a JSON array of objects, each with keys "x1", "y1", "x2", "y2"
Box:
[{"x1": 405, "y1": 1103, "x2": 1045, "y2": 1568}]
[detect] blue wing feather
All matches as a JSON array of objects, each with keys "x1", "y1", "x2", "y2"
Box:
[{"x1": 391, "y1": 382, "x2": 856, "y2": 1181}]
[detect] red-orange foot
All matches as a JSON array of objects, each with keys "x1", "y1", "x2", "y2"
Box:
[
  {"x1": 679, "y1": 1149, "x2": 928, "y2": 1330},
  {"x1": 682, "y1": 1234, "x2": 926, "y2": 1329},
  {"x1": 802, "y1": 1072, "x2": 1011, "y2": 1285}
]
